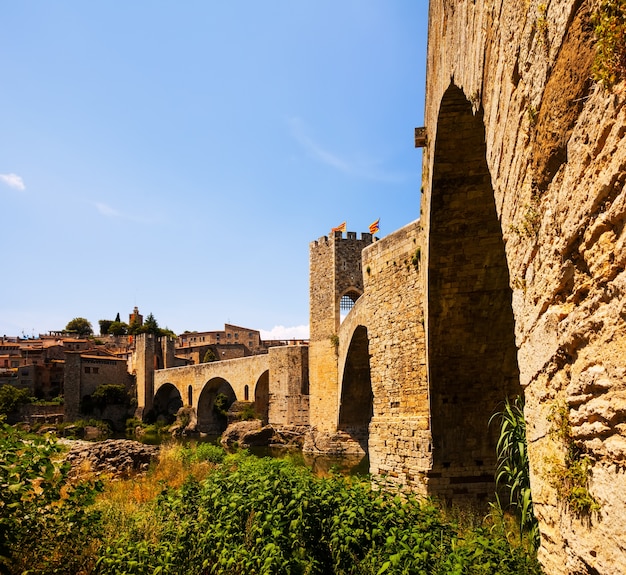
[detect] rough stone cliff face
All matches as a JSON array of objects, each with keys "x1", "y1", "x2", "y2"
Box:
[{"x1": 422, "y1": 1, "x2": 626, "y2": 573}]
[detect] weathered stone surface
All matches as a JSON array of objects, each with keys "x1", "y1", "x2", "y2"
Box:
[
  {"x1": 220, "y1": 420, "x2": 275, "y2": 448},
  {"x1": 63, "y1": 439, "x2": 159, "y2": 478},
  {"x1": 423, "y1": 1, "x2": 626, "y2": 572}
]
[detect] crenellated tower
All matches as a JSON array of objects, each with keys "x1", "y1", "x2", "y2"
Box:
[{"x1": 308, "y1": 230, "x2": 374, "y2": 432}]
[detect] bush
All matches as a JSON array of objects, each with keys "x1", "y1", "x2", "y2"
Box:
[
  {"x1": 0, "y1": 385, "x2": 32, "y2": 416},
  {"x1": 95, "y1": 451, "x2": 543, "y2": 575},
  {"x1": 593, "y1": 0, "x2": 626, "y2": 87},
  {"x1": 0, "y1": 421, "x2": 102, "y2": 574}
]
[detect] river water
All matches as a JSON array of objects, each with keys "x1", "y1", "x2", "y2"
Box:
[{"x1": 130, "y1": 432, "x2": 369, "y2": 476}]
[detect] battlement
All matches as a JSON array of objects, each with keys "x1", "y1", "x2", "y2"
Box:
[{"x1": 311, "y1": 231, "x2": 374, "y2": 248}]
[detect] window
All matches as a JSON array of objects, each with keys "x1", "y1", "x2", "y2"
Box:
[
  {"x1": 93, "y1": 367, "x2": 99, "y2": 374},
  {"x1": 11, "y1": 361, "x2": 18, "y2": 368},
  {"x1": 85, "y1": 367, "x2": 91, "y2": 374},
  {"x1": 235, "y1": 333, "x2": 238, "y2": 339},
  {"x1": 340, "y1": 291, "x2": 360, "y2": 312}
]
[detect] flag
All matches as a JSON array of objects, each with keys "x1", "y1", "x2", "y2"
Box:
[
  {"x1": 369, "y1": 218, "x2": 380, "y2": 234},
  {"x1": 332, "y1": 221, "x2": 347, "y2": 233}
]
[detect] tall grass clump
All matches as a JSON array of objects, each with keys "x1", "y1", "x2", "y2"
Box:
[{"x1": 490, "y1": 395, "x2": 539, "y2": 550}]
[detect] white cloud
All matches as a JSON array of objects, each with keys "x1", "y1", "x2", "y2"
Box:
[
  {"x1": 95, "y1": 202, "x2": 122, "y2": 217},
  {"x1": 287, "y1": 117, "x2": 412, "y2": 183},
  {"x1": 0, "y1": 173, "x2": 25, "y2": 191},
  {"x1": 288, "y1": 117, "x2": 352, "y2": 173},
  {"x1": 260, "y1": 324, "x2": 309, "y2": 340}
]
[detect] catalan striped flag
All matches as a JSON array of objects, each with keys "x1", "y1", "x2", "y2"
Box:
[
  {"x1": 369, "y1": 218, "x2": 380, "y2": 234},
  {"x1": 332, "y1": 221, "x2": 347, "y2": 233}
]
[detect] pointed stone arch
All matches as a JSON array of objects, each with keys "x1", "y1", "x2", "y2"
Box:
[
  {"x1": 426, "y1": 83, "x2": 521, "y2": 500},
  {"x1": 254, "y1": 370, "x2": 270, "y2": 423},
  {"x1": 152, "y1": 383, "x2": 183, "y2": 424}
]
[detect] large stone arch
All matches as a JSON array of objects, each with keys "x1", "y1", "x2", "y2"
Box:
[
  {"x1": 338, "y1": 324, "x2": 372, "y2": 453},
  {"x1": 197, "y1": 377, "x2": 236, "y2": 434},
  {"x1": 152, "y1": 382, "x2": 183, "y2": 424},
  {"x1": 426, "y1": 84, "x2": 521, "y2": 500}
]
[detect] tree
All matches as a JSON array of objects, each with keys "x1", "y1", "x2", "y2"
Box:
[
  {"x1": 114, "y1": 312, "x2": 121, "y2": 322},
  {"x1": 203, "y1": 348, "x2": 218, "y2": 363},
  {"x1": 108, "y1": 321, "x2": 128, "y2": 336},
  {"x1": 0, "y1": 385, "x2": 32, "y2": 415},
  {"x1": 65, "y1": 317, "x2": 93, "y2": 337},
  {"x1": 134, "y1": 313, "x2": 160, "y2": 335},
  {"x1": 98, "y1": 319, "x2": 113, "y2": 336}
]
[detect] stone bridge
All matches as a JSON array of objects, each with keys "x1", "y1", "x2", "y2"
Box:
[
  {"x1": 417, "y1": 1, "x2": 626, "y2": 572},
  {"x1": 133, "y1": 1, "x2": 626, "y2": 571},
  {"x1": 153, "y1": 354, "x2": 270, "y2": 433}
]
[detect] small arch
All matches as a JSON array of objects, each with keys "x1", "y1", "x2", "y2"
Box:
[
  {"x1": 254, "y1": 371, "x2": 270, "y2": 424},
  {"x1": 339, "y1": 288, "x2": 362, "y2": 323}
]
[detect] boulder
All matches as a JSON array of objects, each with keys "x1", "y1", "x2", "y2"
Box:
[
  {"x1": 63, "y1": 439, "x2": 159, "y2": 478},
  {"x1": 220, "y1": 420, "x2": 275, "y2": 448}
]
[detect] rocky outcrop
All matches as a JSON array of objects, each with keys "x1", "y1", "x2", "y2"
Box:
[
  {"x1": 220, "y1": 420, "x2": 275, "y2": 448},
  {"x1": 63, "y1": 439, "x2": 159, "y2": 478}
]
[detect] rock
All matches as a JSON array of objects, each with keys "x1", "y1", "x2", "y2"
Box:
[
  {"x1": 220, "y1": 420, "x2": 275, "y2": 448},
  {"x1": 63, "y1": 439, "x2": 159, "y2": 478}
]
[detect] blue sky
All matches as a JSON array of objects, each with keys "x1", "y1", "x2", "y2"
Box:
[{"x1": 1, "y1": 1, "x2": 428, "y2": 339}]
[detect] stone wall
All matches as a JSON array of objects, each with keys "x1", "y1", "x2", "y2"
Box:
[
  {"x1": 423, "y1": 1, "x2": 626, "y2": 572},
  {"x1": 361, "y1": 220, "x2": 431, "y2": 490},
  {"x1": 267, "y1": 345, "x2": 309, "y2": 426}
]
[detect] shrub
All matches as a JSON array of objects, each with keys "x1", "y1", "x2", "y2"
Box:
[
  {"x1": 593, "y1": 0, "x2": 626, "y2": 87},
  {"x1": 95, "y1": 451, "x2": 543, "y2": 575},
  {"x1": 0, "y1": 420, "x2": 102, "y2": 574},
  {"x1": 0, "y1": 385, "x2": 32, "y2": 416},
  {"x1": 490, "y1": 395, "x2": 539, "y2": 548}
]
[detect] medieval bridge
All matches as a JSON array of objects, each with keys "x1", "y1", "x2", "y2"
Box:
[
  {"x1": 152, "y1": 354, "x2": 270, "y2": 433},
  {"x1": 134, "y1": 1, "x2": 626, "y2": 572}
]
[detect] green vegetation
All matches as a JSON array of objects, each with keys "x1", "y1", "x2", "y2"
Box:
[
  {"x1": 592, "y1": 0, "x2": 626, "y2": 87},
  {"x1": 546, "y1": 401, "x2": 600, "y2": 516},
  {"x1": 0, "y1": 385, "x2": 32, "y2": 416},
  {"x1": 490, "y1": 396, "x2": 539, "y2": 549},
  {"x1": 203, "y1": 348, "x2": 218, "y2": 363},
  {"x1": 0, "y1": 422, "x2": 543, "y2": 575},
  {"x1": 65, "y1": 317, "x2": 94, "y2": 337},
  {"x1": 0, "y1": 420, "x2": 102, "y2": 574},
  {"x1": 411, "y1": 247, "x2": 421, "y2": 270}
]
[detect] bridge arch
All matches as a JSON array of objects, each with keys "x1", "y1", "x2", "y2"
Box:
[
  {"x1": 426, "y1": 83, "x2": 521, "y2": 494},
  {"x1": 152, "y1": 382, "x2": 183, "y2": 424},
  {"x1": 197, "y1": 377, "x2": 236, "y2": 434},
  {"x1": 254, "y1": 370, "x2": 270, "y2": 423},
  {"x1": 337, "y1": 297, "x2": 372, "y2": 452}
]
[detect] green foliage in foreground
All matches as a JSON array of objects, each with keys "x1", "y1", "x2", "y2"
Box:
[
  {"x1": 0, "y1": 421, "x2": 102, "y2": 575},
  {"x1": 0, "y1": 422, "x2": 542, "y2": 575},
  {"x1": 96, "y1": 453, "x2": 542, "y2": 575}
]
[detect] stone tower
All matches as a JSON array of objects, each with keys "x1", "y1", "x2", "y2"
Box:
[
  {"x1": 308, "y1": 230, "x2": 373, "y2": 433},
  {"x1": 134, "y1": 333, "x2": 176, "y2": 419}
]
